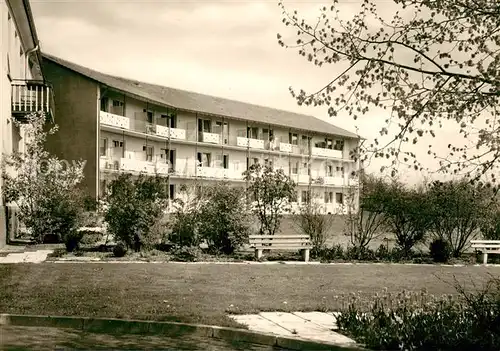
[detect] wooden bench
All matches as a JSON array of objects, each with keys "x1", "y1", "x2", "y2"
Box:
[
  {"x1": 471, "y1": 240, "x2": 500, "y2": 264},
  {"x1": 249, "y1": 235, "x2": 312, "y2": 262}
]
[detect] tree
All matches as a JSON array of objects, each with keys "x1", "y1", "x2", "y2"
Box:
[
  {"x1": 198, "y1": 182, "x2": 251, "y2": 254},
  {"x1": 103, "y1": 173, "x2": 168, "y2": 251},
  {"x1": 1, "y1": 112, "x2": 85, "y2": 243},
  {"x1": 427, "y1": 179, "x2": 489, "y2": 257},
  {"x1": 243, "y1": 164, "x2": 297, "y2": 236},
  {"x1": 344, "y1": 174, "x2": 388, "y2": 252},
  {"x1": 379, "y1": 180, "x2": 432, "y2": 257},
  {"x1": 278, "y1": 0, "x2": 500, "y2": 180},
  {"x1": 294, "y1": 200, "x2": 334, "y2": 255}
]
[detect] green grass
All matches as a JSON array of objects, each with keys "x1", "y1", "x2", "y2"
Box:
[{"x1": 0, "y1": 263, "x2": 498, "y2": 328}]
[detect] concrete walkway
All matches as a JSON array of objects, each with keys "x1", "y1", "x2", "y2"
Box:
[
  {"x1": 0, "y1": 249, "x2": 53, "y2": 263},
  {"x1": 229, "y1": 311, "x2": 354, "y2": 345}
]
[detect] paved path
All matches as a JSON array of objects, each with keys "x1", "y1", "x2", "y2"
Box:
[
  {"x1": 0, "y1": 325, "x2": 289, "y2": 351},
  {"x1": 0, "y1": 250, "x2": 53, "y2": 263},
  {"x1": 229, "y1": 311, "x2": 354, "y2": 345}
]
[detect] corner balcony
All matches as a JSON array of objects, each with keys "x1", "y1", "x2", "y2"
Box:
[
  {"x1": 11, "y1": 80, "x2": 55, "y2": 123},
  {"x1": 236, "y1": 137, "x2": 265, "y2": 150},
  {"x1": 311, "y1": 147, "x2": 343, "y2": 159},
  {"x1": 199, "y1": 132, "x2": 220, "y2": 144}
]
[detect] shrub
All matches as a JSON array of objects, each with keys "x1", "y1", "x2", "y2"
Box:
[
  {"x1": 294, "y1": 202, "x2": 334, "y2": 255},
  {"x1": 170, "y1": 246, "x2": 201, "y2": 262},
  {"x1": 104, "y1": 174, "x2": 168, "y2": 252},
  {"x1": 375, "y1": 244, "x2": 390, "y2": 261},
  {"x1": 337, "y1": 277, "x2": 500, "y2": 351},
  {"x1": 315, "y1": 244, "x2": 344, "y2": 261},
  {"x1": 197, "y1": 183, "x2": 250, "y2": 254},
  {"x1": 1, "y1": 112, "x2": 85, "y2": 244},
  {"x1": 113, "y1": 243, "x2": 127, "y2": 257},
  {"x1": 345, "y1": 246, "x2": 376, "y2": 261},
  {"x1": 63, "y1": 230, "x2": 84, "y2": 252},
  {"x1": 429, "y1": 238, "x2": 452, "y2": 263}
]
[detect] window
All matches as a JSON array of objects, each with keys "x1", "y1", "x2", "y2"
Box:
[
  {"x1": 336, "y1": 166, "x2": 344, "y2": 176},
  {"x1": 100, "y1": 97, "x2": 109, "y2": 112},
  {"x1": 326, "y1": 138, "x2": 334, "y2": 149},
  {"x1": 113, "y1": 100, "x2": 124, "y2": 107},
  {"x1": 326, "y1": 164, "x2": 333, "y2": 177},
  {"x1": 289, "y1": 133, "x2": 298, "y2": 145},
  {"x1": 301, "y1": 191, "x2": 310, "y2": 204},
  {"x1": 143, "y1": 145, "x2": 154, "y2": 161},
  {"x1": 112, "y1": 140, "x2": 123, "y2": 148},
  {"x1": 223, "y1": 155, "x2": 229, "y2": 169},
  {"x1": 197, "y1": 152, "x2": 211, "y2": 167},
  {"x1": 161, "y1": 113, "x2": 177, "y2": 128},
  {"x1": 336, "y1": 193, "x2": 344, "y2": 205},
  {"x1": 143, "y1": 110, "x2": 154, "y2": 124},
  {"x1": 334, "y1": 140, "x2": 344, "y2": 151},
  {"x1": 247, "y1": 127, "x2": 259, "y2": 139},
  {"x1": 324, "y1": 192, "x2": 333, "y2": 203},
  {"x1": 292, "y1": 161, "x2": 299, "y2": 174},
  {"x1": 99, "y1": 138, "x2": 107, "y2": 157},
  {"x1": 302, "y1": 162, "x2": 310, "y2": 175},
  {"x1": 169, "y1": 184, "x2": 175, "y2": 200}
]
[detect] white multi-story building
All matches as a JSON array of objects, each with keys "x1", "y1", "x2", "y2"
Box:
[
  {"x1": 0, "y1": 0, "x2": 54, "y2": 247},
  {"x1": 42, "y1": 54, "x2": 360, "y2": 214}
]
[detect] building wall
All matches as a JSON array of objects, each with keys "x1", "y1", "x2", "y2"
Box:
[{"x1": 42, "y1": 59, "x2": 99, "y2": 198}]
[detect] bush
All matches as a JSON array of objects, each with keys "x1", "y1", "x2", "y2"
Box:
[
  {"x1": 316, "y1": 244, "x2": 345, "y2": 261},
  {"x1": 337, "y1": 277, "x2": 500, "y2": 351},
  {"x1": 429, "y1": 238, "x2": 452, "y2": 263},
  {"x1": 197, "y1": 183, "x2": 250, "y2": 254},
  {"x1": 345, "y1": 246, "x2": 376, "y2": 261},
  {"x1": 375, "y1": 244, "x2": 390, "y2": 261},
  {"x1": 113, "y1": 243, "x2": 127, "y2": 257},
  {"x1": 63, "y1": 230, "x2": 84, "y2": 252},
  {"x1": 170, "y1": 246, "x2": 201, "y2": 262},
  {"x1": 294, "y1": 203, "x2": 334, "y2": 254},
  {"x1": 104, "y1": 174, "x2": 168, "y2": 252},
  {"x1": 168, "y1": 184, "x2": 202, "y2": 247}
]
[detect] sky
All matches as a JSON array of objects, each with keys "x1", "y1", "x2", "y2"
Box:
[{"x1": 29, "y1": 0, "x2": 468, "y2": 186}]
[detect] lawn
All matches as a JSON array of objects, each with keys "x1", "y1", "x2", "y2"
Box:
[{"x1": 0, "y1": 263, "x2": 498, "y2": 328}]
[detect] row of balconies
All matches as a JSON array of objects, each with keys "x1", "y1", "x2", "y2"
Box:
[
  {"x1": 99, "y1": 111, "x2": 345, "y2": 159},
  {"x1": 99, "y1": 156, "x2": 357, "y2": 186}
]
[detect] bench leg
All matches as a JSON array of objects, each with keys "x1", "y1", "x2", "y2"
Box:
[
  {"x1": 483, "y1": 252, "x2": 488, "y2": 265},
  {"x1": 255, "y1": 249, "x2": 263, "y2": 260},
  {"x1": 302, "y1": 249, "x2": 310, "y2": 263}
]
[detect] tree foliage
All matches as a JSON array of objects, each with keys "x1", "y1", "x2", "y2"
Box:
[
  {"x1": 243, "y1": 164, "x2": 297, "y2": 236},
  {"x1": 427, "y1": 179, "x2": 489, "y2": 256},
  {"x1": 294, "y1": 201, "x2": 334, "y2": 254},
  {"x1": 103, "y1": 173, "x2": 168, "y2": 251},
  {"x1": 278, "y1": 0, "x2": 500, "y2": 180},
  {"x1": 197, "y1": 183, "x2": 250, "y2": 254},
  {"x1": 344, "y1": 174, "x2": 388, "y2": 251},
  {"x1": 1, "y1": 112, "x2": 85, "y2": 243}
]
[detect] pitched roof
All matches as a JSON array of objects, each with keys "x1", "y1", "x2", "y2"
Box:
[{"x1": 42, "y1": 53, "x2": 360, "y2": 139}]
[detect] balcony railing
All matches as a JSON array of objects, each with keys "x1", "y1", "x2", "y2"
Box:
[
  {"x1": 97, "y1": 111, "x2": 349, "y2": 160},
  {"x1": 11, "y1": 80, "x2": 55, "y2": 122},
  {"x1": 100, "y1": 156, "x2": 173, "y2": 175},
  {"x1": 312, "y1": 147, "x2": 343, "y2": 159}
]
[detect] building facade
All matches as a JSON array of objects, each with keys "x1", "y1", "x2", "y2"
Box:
[
  {"x1": 0, "y1": 0, "x2": 53, "y2": 247},
  {"x1": 42, "y1": 54, "x2": 360, "y2": 214}
]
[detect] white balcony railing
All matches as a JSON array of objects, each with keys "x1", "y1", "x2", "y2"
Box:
[
  {"x1": 279, "y1": 142, "x2": 293, "y2": 153},
  {"x1": 11, "y1": 80, "x2": 55, "y2": 122},
  {"x1": 298, "y1": 174, "x2": 311, "y2": 184},
  {"x1": 236, "y1": 137, "x2": 265, "y2": 149},
  {"x1": 155, "y1": 124, "x2": 186, "y2": 140},
  {"x1": 100, "y1": 111, "x2": 130, "y2": 130},
  {"x1": 312, "y1": 147, "x2": 343, "y2": 159},
  {"x1": 324, "y1": 176, "x2": 346, "y2": 186},
  {"x1": 201, "y1": 132, "x2": 220, "y2": 144},
  {"x1": 196, "y1": 167, "x2": 244, "y2": 180}
]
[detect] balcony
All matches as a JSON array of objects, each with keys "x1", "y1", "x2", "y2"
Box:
[
  {"x1": 100, "y1": 111, "x2": 130, "y2": 129},
  {"x1": 199, "y1": 132, "x2": 220, "y2": 144},
  {"x1": 279, "y1": 142, "x2": 293, "y2": 153},
  {"x1": 155, "y1": 124, "x2": 186, "y2": 140},
  {"x1": 312, "y1": 147, "x2": 343, "y2": 159},
  {"x1": 196, "y1": 167, "x2": 244, "y2": 180},
  {"x1": 324, "y1": 176, "x2": 346, "y2": 186},
  {"x1": 11, "y1": 80, "x2": 54, "y2": 122},
  {"x1": 236, "y1": 137, "x2": 265, "y2": 150}
]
